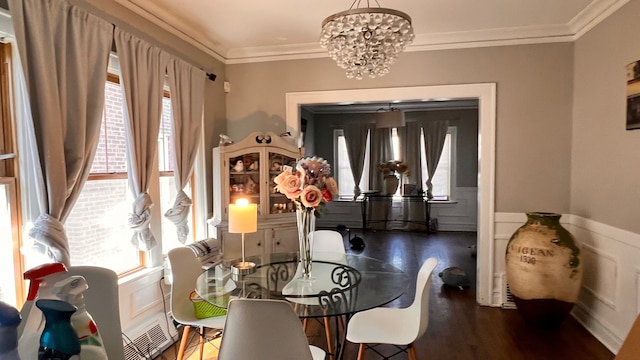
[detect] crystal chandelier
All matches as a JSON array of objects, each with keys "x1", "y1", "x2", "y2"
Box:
[{"x1": 319, "y1": 0, "x2": 414, "y2": 80}]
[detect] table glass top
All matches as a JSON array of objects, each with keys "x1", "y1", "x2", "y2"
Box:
[{"x1": 195, "y1": 252, "x2": 409, "y2": 318}]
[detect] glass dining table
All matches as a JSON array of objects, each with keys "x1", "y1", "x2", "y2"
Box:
[{"x1": 194, "y1": 251, "x2": 409, "y2": 358}]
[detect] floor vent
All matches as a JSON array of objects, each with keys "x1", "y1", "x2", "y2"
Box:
[
  {"x1": 502, "y1": 282, "x2": 517, "y2": 309},
  {"x1": 123, "y1": 314, "x2": 177, "y2": 360}
]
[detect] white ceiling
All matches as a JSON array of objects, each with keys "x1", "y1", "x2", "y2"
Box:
[{"x1": 116, "y1": 0, "x2": 627, "y2": 64}]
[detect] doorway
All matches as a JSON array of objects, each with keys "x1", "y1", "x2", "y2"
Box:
[{"x1": 285, "y1": 83, "x2": 496, "y2": 306}]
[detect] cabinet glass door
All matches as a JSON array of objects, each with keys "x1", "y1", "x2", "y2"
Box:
[
  {"x1": 228, "y1": 152, "x2": 261, "y2": 210},
  {"x1": 267, "y1": 152, "x2": 297, "y2": 215}
]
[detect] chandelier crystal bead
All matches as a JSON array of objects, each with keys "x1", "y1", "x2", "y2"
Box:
[{"x1": 320, "y1": 7, "x2": 414, "y2": 80}]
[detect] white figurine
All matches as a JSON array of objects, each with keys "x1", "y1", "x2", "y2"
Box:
[
  {"x1": 233, "y1": 160, "x2": 244, "y2": 172},
  {"x1": 219, "y1": 134, "x2": 234, "y2": 146},
  {"x1": 249, "y1": 161, "x2": 259, "y2": 171}
]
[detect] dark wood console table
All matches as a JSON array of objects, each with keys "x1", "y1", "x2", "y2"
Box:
[{"x1": 358, "y1": 192, "x2": 431, "y2": 234}]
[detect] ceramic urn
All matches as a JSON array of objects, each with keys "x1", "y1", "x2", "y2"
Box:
[{"x1": 505, "y1": 212, "x2": 582, "y2": 327}]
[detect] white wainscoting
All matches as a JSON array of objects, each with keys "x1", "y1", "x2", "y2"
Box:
[
  {"x1": 118, "y1": 267, "x2": 177, "y2": 353},
  {"x1": 493, "y1": 212, "x2": 640, "y2": 354}
]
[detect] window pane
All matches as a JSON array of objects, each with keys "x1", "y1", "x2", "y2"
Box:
[
  {"x1": 92, "y1": 81, "x2": 127, "y2": 173},
  {"x1": 66, "y1": 179, "x2": 141, "y2": 273},
  {"x1": 158, "y1": 97, "x2": 174, "y2": 173},
  {"x1": 431, "y1": 134, "x2": 451, "y2": 197},
  {"x1": 160, "y1": 176, "x2": 192, "y2": 254},
  {"x1": 337, "y1": 135, "x2": 355, "y2": 197},
  {"x1": 420, "y1": 130, "x2": 452, "y2": 199},
  {"x1": 0, "y1": 182, "x2": 19, "y2": 307},
  {"x1": 336, "y1": 132, "x2": 369, "y2": 198}
]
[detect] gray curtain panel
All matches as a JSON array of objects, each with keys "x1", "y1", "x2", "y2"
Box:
[
  {"x1": 9, "y1": 0, "x2": 113, "y2": 265},
  {"x1": 164, "y1": 57, "x2": 206, "y2": 243},
  {"x1": 114, "y1": 28, "x2": 170, "y2": 251},
  {"x1": 423, "y1": 120, "x2": 449, "y2": 199},
  {"x1": 343, "y1": 122, "x2": 370, "y2": 199}
]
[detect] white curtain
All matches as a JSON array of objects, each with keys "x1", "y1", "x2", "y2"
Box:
[
  {"x1": 9, "y1": 0, "x2": 113, "y2": 265},
  {"x1": 423, "y1": 120, "x2": 449, "y2": 199},
  {"x1": 114, "y1": 28, "x2": 170, "y2": 251},
  {"x1": 164, "y1": 57, "x2": 206, "y2": 243},
  {"x1": 343, "y1": 123, "x2": 370, "y2": 199}
]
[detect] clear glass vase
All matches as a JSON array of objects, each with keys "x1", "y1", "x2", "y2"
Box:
[{"x1": 296, "y1": 208, "x2": 316, "y2": 278}]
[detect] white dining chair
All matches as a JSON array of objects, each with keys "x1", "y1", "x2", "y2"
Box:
[
  {"x1": 66, "y1": 266, "x2": 125, "y2": 360},
  {"x1": 346, "y1": 257, "x2": 438, "y2": 360},
  {"x1": 218, "y1": 298, "x2": 325, "y2": 360},
  {"x1": 168, "y1": 247, "x2": 226, "y2": 360},
  {"x1": 307, "y1": 229, "x2": 347, "y2": 355},
  {"x1": 312, "y1": 230, "x2": 346, "y2": 253}
]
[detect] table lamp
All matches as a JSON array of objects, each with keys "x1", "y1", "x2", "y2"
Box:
[{"x1": 228, "y1": 198, "x2": 258, "y2": 275}]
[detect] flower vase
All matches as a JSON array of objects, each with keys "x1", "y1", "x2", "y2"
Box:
[
  {"x1": 296, "y1": 208, "x2": 316, "y2": 278},
  {"x1": 383, "y1": 175, "x2": 399, "y2": 195}
]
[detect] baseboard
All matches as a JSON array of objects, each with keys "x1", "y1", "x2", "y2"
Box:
[{"x1": 572, "y1": 302, "x2": 623, "y2": 354}]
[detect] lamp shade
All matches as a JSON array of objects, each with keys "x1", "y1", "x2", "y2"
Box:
[
  {"x1": 375, "y1": 109, "x2": 405, "y2": 128},
  {"x1": 229, "y1": 199, "x2": 257, "y2": 234}
]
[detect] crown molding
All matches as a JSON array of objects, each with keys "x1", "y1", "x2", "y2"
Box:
[
  {"x1": 115, "y1": 0, "x2": 630, "y2": 65},
  {"x1": 114, "y1": 0, "x2": 227, "y2": 63}
]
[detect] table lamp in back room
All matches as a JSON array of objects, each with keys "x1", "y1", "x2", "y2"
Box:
[{"x1": 228, "y1": 198, "x2": 258, "y2": 275}]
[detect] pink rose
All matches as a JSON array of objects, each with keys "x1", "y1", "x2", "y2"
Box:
[
  {"x1": 276, "y1": 173, "x2": 303, "y2": 199},
  {"x1": 300, "y1": 185, "x2": 323, "y2": 208}
]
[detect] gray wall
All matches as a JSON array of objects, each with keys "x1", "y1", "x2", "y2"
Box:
[
  {"x1": 572, "y1": 0, "x2": 640, "y2": 233},
  {"x1": 225, "y1": 42, "x2": 574, "y2": 215}
]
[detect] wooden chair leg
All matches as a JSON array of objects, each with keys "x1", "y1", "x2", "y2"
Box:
[
  {"x1": 177, "y1": 325, "x2": 191, "y2": 360},
  {"x1": 302, "y1": 318, "x2": 309, "y2": 331},
  {"x1": 198, "y1": 327, "x2": 205, "y2": 360},
  {"x1": 323, "y1": 316, "x2": 334, "y2": 357},
  {"x1": 357, "y1": 343, "x2": 366, "y2": 360},
  {"x1": 407, "y1": 342, "x2": 418, "y2": 360}
]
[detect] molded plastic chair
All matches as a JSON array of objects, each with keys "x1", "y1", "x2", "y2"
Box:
[
  {"x1": 168, "y1": 247, "x2": 226, "y2": 360},
  {"x1": 66, "y1": 266, "x2": 125, "y2": 360},
  {"x1": 346, "y1": 258, "x2": 438, "y2": 360},
  {"x1": 218, "y1": 299, "x2": 325, "y2": 360},
  {"x1": 312, "y1": 230, "x2": 346, "y2": 254},
  {"x1": 309, "y1": 230, "x2": 347, "y2": 354}
]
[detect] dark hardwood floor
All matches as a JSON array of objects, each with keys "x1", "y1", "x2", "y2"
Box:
[{"x1": 156, "y1": 230, "x2": 614, "y2": 360}]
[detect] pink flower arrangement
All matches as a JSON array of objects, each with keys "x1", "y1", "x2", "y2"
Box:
[{"x1": 274, "y1": 156, "x2": 338, "y2": 212}]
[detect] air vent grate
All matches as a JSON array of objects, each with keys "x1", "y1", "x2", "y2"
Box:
[
  {"x1": 502, "y1": 282, "x2": 517, "y2": 309},
  {"x1": 123, "y1": 318, "x2": 175, "y2": 360}
]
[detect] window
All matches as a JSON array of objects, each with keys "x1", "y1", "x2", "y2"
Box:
[
  {"x1": 334, "y1": 129, "x2": 369, "y2": 199},
  {"x1": 65, "y1": 76, "x2": 143, "y2": 274},
  {"x1": 64, "y1": 72, "x2": 200, "y2": 274},
  {"x1": 0, "y1": 42, "x2": 24, "y2": 308},
  {"x1": 420, "y1": 127, "x2": 455, "y2": 200}
]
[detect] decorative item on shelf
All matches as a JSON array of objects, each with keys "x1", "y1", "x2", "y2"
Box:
[
  {"x1": 219, "y1": 134, "x2": 234, "y2": 146},
  {"x1": 319, "y1": 0, "x2": 414, "y2": 80},
  {"x1": 505, "y1": 212, "x2": 582, "y2": 328},
  {"x1": 244, "y1": 177, "x2": 258, "y2": 194},
  {"x1": 248, "y1": 161, "x2": 259, "y2": 171},
  {"x1": 274, "y1": 156, "x2": 338, "y2": 278},
  {"x1": 377, "y1": 160, "x2": 409, "y2": 195},
  {"x1": 228, "y1": 198, "x2": 258, "y2": 276},
  {"x1": 232, "y1": 160, "x2": 244, "y2": 172}
]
